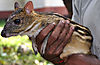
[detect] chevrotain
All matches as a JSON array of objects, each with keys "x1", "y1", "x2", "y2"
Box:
[{"x1": 1, "y1": 1, "x2": 93, "y2": 59}]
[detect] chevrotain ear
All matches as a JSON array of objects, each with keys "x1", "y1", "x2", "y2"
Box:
[
  {"x1": 24, "y1": 1, "x2": 34, "y2": 14},
  {"x1": 14, "y1": 2, "x2": 20, "y2": 10}
]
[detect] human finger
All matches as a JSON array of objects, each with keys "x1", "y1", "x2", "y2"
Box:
[
  {"x1": 36, "y1": 23, "x2": 55, "y2": 51},
  {"x1": 46, "y1": 20, "x2": 65, "y2": 50},
  {"x1": 47, "y1": 20, "x2": 70, "y2": 55},
  {"x1": 56, "y1": 25, "x2": 74, "y2": 56}
]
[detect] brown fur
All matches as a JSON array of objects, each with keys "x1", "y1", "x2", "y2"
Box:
[{"x1": 1, "y1": 1, "x2": 93, "y2": 59}]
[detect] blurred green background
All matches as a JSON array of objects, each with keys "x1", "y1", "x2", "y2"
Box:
[{"x1": 0, "y1": 20, "x2": 53, "y2": 65}]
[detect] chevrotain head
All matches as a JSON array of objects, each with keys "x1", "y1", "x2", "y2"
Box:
[{"x1": 1, "y1": 1, "x2": 37, "y2": 37}]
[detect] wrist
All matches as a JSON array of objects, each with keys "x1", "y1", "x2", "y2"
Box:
[
  {"x1": 50, "y1": 57, "x2": 66, "y2": 65},
  {"x1": 55, "y1": 59, "x2": 65, "y2": 65}
]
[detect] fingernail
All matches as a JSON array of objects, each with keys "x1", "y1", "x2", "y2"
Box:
[
  {"x1": 66, "y1": 20, "x2": 70, "y2": 24},
  {"x1": 61, "y1": 20, "x2": 65, "y2": 23},
  {"x1": 59, "y1": 20, "x2": 62, "y2": 23},
  {"x1": 52, "y1": 22, "x2": 56, "y2": 25},
  {"x1": 71, "y1": 26, "x2": 75, "y2": 30},
  {"x1": 59, "y1": 20, "x2": 65, "y2": 23}
]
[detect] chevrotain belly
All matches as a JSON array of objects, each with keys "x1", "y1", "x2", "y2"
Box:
[{"x1": 60, "y1": 31, "x2": 91, "y2": 59}]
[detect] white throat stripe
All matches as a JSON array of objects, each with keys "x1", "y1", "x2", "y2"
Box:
[{"x1": 19, "y1": 20, "x2": 37, "y2": 35}]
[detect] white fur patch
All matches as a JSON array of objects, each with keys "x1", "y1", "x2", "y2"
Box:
[
  {"x1": 19, "y1": 20, "x2": 37, "y2": 35},
  {"x1": 27, "y1": 22, "x2": 41, "y2": 37}
]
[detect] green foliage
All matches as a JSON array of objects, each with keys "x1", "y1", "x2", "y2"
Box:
[
  {"x1": 0, "y1": 20, "x2": 53, "y2": 65},
  {"x1": 0, "y1": 20, "x2": 5, "y2": 27}
]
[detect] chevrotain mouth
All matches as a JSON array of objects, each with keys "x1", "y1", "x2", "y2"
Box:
[{"x1": 1, "y1": 30, "x2": 18, "y2": 38}]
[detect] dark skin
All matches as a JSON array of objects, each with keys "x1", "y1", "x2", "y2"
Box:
[
  {"x1": 63, "y1": 0, "x2": 72, "y2": 18},
  {"x1": 36, "y1": 20, "x2": 74, "y2": 64},
  {"x1": 36, "y1": 20, "x2": 100, "y2": 65},
  {"x1": 67, "y1": 54, "x2": 100, "y2": 65}
]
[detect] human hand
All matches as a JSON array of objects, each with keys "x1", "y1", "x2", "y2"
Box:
[{"x1": 36, "y1": 20, "x2": 74, "y2": 64}]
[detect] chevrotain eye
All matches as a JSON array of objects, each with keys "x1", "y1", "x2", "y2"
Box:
[{"x1": 14, "y1": 19, "x2": 21, "y2": 25}]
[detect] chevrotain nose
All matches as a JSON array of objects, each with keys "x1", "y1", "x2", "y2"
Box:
[{"x1": 1, "y1": 30, "x2": 7, "y2": 37}]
